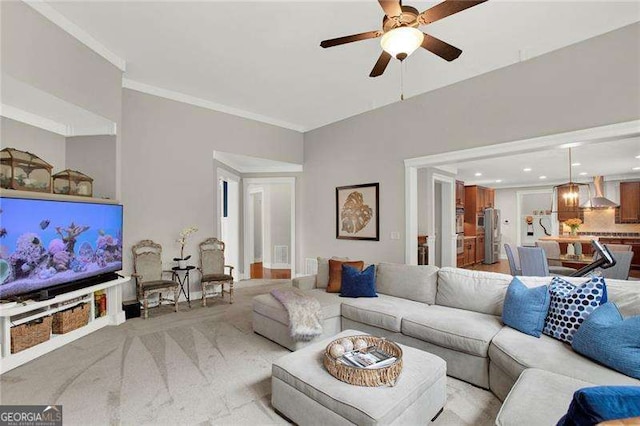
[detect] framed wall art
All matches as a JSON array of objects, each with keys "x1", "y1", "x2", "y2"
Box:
[{"x1": 336, "y1": 183, "x2": 379, "y2": 241}]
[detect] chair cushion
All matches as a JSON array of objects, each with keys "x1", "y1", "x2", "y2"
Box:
[
  {"x1": 340, "y1": 294, "x2": 427, "y2": 332},
  {"x1": 488, "y1": 327, "x2": 640, "y2": 387},
  {"x1": 402, "y1": 306, "x2": 503, "y2": 357},
  {"x1": 375, "y1": 262, "x2": 439, "y2": 304},
  {"x1": 327, "y1": 260, "x2": 364, "y2": 293},
  {"x1": 253, "y1": 288, "x2": 341, "y2": 326},
  {"x1": 436, "y1": 267, "x2": 512, "y2": 316},
  {"x1": 201, "y1": 273, "x2": 233, "y2": 282},
  {"x1": 557, "y1": 386, "x2": 640, "y2": 426},
  {"x1": 502, "y1": 277, "x2": 550, "y2": 337},
  {"x1": 543, "y1": 276, "x2": 608, "y2": 344},
  {"x1": 572, "y1": 303, "x2": 640, "y2": 380},
  {"x1": 141, "y1": 280, "x2": 179, "y2": 292},
  {"x1": 340, "y1": 265, "x2": 377, "y2": 298}
]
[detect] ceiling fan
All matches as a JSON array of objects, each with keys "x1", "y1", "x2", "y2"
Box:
[{"x1": 320, "y1": 0, "x2": 487, "y2": 77}]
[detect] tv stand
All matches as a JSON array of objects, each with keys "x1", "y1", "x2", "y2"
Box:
[{"x1": 0, "y1": 276, "x2": 129, "y2": 374}]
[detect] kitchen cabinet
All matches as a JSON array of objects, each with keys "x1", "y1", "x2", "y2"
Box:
[
  {"x1": 476, "y1": 235, "x2": 485, "y2": 263},
  {"x1": 464, "y1": 185, "x2": 496, "y2": 236},
  {"x1": 463, "y1": 238, "x2": 476, "y2": 266},
  {"x1": 558, "y1": 242, "x2": 594, "y2": 256},
  {"x1": 600, "y1": 237, "x2": 640, "y2": 268},
  {"x1": 457, "y1": 253, "x2": 465, "y2": 267},
  {"x1": 456, "y1": 181, "x2": 465, "y2": 208},
  {"x1": 619, "y1": 181, "x2": 640, "y2": 223}
]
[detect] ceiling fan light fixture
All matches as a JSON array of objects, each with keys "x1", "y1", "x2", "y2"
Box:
[{"x1": 380, "y1": 27, "x2": 424, "y2": 60}]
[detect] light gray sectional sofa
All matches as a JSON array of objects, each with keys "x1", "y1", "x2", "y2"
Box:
[{"x1": 252, "y1": 263, "x2": 640, "y2": 425}]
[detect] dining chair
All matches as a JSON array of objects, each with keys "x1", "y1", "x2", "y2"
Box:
[
  {"x1": 517, "y1": 246, "x2": 550, "y2": 277},
  {"x1": 599, "y1": 251, "x2": 633, "y2": 280},
  {"x1": 504, "y1": 244, "x2": 522, "y2": 276},
  {"x1": 604, "y1": 244, "x2": 632, "y2": 252},
  {"x1": 199, "y1": 237, "x2": 235, "y2": 306},
  {"x1": 132, "y1": 240, "x2": 180, "y2": 319},
  {"x1": 535, "y1": 240, "x2": 577, "y2": 276}
]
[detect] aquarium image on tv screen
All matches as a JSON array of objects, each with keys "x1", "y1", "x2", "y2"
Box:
[{"x1": 0, "y1": 197, "x2": 123, "y2": 299}]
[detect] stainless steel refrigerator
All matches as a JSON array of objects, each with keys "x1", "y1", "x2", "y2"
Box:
[{"x1": 483, "y1": 208, "x2": 501, "y2": 264}]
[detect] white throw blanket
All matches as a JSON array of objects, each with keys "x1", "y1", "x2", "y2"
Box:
[{"x1": 271, "y1": 288, "x2": 323, "y2": 341}]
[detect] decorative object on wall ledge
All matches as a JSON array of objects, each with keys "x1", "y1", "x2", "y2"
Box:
[
  {"x1": 0, "y1": 147, "x2": 53, "y2": 193},
  {"x1": 319, "y1": 0, "x2": 487, "y2": 77},
  {"x1": 52, "y1": 169, "x2": 94, "y2": 197},
  {"x1": 336, "y1": 183, "x2": 380, "y2": 241}
]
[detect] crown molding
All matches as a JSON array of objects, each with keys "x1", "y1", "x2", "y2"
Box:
[
  {"x1": 1, "y1": 104, "x2": 117, "y2": 137},
  {"x1": 213, "y1": 151, "x2": 303, "y2": 174},
  {"x1": 122, "y1": 79, "x2": 306, "y2": 133},
  {"x1": 23, "y1": 0, "x2": 126, "y2": 71}
]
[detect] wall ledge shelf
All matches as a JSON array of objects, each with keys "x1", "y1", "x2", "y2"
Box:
[{"x1": 0, "y1": 188, "x2": 119, "y2": 204}]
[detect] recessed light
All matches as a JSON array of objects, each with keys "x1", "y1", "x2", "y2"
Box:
[
  {"x1": 636, "y1": 155, "x2": 640, "y2": 159},
  {"x1": 539, "y1": 176, "x2": 547, "y2": 179},
  {"x1": 474, "y1": 172, "x2": 482, "y2": 177},
  {"x1": 523, "y1": 168, "x2": 532, "y2": 172},
  {"x1": 579, "y1": 172, "x2": 588, "y2": 176},
  {"x1": 633, "y1": 167, "x2": 640, "y2": 171},
  {"x1": 571, "y1": 163, "x2": 581, "y2": 167},
  {"x1": 495, "y1": 179, "x2": 503, "y2": 183}
]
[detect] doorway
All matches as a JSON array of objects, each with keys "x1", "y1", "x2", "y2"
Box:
[
  {"x1": 217, "y1": 168, "x2": 240, "y2": 280},
  {"x1": 244, "y1": 177, "x2": 296, "y2": 280}
]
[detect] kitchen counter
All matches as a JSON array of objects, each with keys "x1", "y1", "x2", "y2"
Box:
[{"x1": 539, "y1": 235, "x2": 600, "y2": 243}]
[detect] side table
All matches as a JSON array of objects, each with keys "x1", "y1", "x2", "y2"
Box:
[{"x1": 172, "y1": 266, "x2": 196, "y2": 308}]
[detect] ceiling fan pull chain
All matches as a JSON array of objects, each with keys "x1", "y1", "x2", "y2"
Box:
[{"x1": 400, "y1": 61, "x2": 405, "y2": 101}]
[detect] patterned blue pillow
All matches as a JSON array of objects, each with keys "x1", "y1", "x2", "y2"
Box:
[{"x1": 543, "y1": 276, "x2": 607, "y2": 344}]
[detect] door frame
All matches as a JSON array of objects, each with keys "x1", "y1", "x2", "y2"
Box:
[
  {"x1": 427, "y1": 172, "x2": 456, "y2": 267},
  {"x1": 243, "y1": 177, "x2": 296, "y2": 279},
  {"x1": 404, "y1": 119, "x2": 640, "y2": 265},
  {"x1": 216, "y1": 168, "x2": 240, "y2": 279}
]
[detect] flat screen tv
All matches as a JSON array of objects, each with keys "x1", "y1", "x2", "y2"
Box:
[{"x1": 0, "y1": 197, "x2": 123, "y2": 300}]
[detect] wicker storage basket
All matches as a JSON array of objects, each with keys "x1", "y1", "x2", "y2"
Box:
[
  {"x1": 52, "y1": 303, "x2": 90, "y2": 334},
  {"x1": 323, "y1": 335, "x2": 403, "y2": 387},
  {"x1": 11, "y1": 316, "x2": 52, "y2": 354}
]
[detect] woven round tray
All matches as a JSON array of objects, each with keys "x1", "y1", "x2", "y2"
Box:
[{"x1": 323, "y1": 335, "x2": 403, "y2": 387}]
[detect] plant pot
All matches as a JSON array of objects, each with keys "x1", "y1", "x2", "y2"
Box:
[{"x1": 178, "y1": 260, "x2": 188, "y2": 269}]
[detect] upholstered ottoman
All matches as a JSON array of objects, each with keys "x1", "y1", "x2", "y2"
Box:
[{"x1": 271, "y1": 330, "x2": 447, "y2": 425}]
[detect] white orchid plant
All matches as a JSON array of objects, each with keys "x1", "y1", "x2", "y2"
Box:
[{"x1": 176, "y1": 225, "x2": 198, "y2": 260}]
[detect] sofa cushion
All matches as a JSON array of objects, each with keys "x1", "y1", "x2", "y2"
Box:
[
  {"x1": 496, "y1": 368, "x2": 596, "y2": 426},
  {"x1": 572, "y1": 303, "x2": 640, "y2": 380},
  {"x1": 519, "y1": 276, "x2": 640, "y2": 317},
  {"x1": 340, "y1": 294, "x2": 428, "y2": 333},
  {"x1": 375, "y1": 263, "x2": 439, "y2": 304},
  {"x1": 488, "y1": 327, "x2": 640, "y2": 387},
  {"x1": 402, "y1": 306, "x2": 503, "y2": 357},
  {"x1": 436, "y1": 267, "x2": 512, "y2": 316},
  {"x1": 253, "y1": 288, "x2": 342, "y2": 326},
  {"x1": 543, "y1": 276, "x2": 608, "y2": 344},
  {"x1": 327, "y1": 260, "x2": 364, "y2": 293},
  {"x1": 502, "y1": 277, "x2": 550, "y2": 337},
  {"x1": 340, "y1": 264, "x2": 377, "y2": 298},
  {"x1": 317, "y1": 257, "x2": 348, "y2": 289}
]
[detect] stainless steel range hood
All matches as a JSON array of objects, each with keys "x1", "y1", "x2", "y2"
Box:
[{"x1": 580, "y1": 176, "x2": 618, "y2": 209}]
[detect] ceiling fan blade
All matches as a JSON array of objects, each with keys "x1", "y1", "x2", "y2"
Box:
[
  {"x1": 320, "y1": 30, "x2": 382, "y2": 48},
  {"x1": 378, "y1": 0, "x2": 402, "y2": 18},
  {"x1": 421, "y1": 33, "x2": 462, "y2": 61},
  {"x1": 419, "y1": 0, "x2": 487, "y2": 25},
  {"x1": 370, "y1": 51, "x2": 392, "y2": 77}
]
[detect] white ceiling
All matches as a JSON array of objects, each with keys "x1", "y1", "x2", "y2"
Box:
[
  {"x1": 1, "y1": 75, "x2": 116, "y2": 137},
  {"x1": 45, "y1": 1, "x2": 640, "y2": 131},
  {"x1": 213, "y1": 151, "x2": 303, "y2": 173},
  {"x1": 454, "y1": 137, "x2": 640, "y2": 188}
]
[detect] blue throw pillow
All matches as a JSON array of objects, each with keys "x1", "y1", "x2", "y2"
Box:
[
  {"x1": 557, "y1": 386, "x2": 640, "y2": 426},
  {"x1": 502, "y1": 277, "x2": 550, "y2": 337},
  {"x1": 543, "y1": 276, "x2": 607, "y2": 344},
  {"x1": 340, "y1": 264, "x2": 377, "y2": 298},
  {"x1": 572, "y1": 303, "x2": 640, "y2": 380}
]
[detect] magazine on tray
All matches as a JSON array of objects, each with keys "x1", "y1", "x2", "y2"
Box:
[{"x1": 338, "y1": 345, "x2": 396, "y2": 369}]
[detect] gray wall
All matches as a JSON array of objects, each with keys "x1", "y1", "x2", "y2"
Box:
[
  {"x1": 66, "y1": 135, "x2": 117, "y2": 199},
  {"x1": 301, "y1": 23, "x2": 640, "y2": 266},
  {"x1": 121, "y1": 89, "x2": 303, "y2": 298},
  {"x1": 1, "y1": 117, "x2": 66, "y2": 173}
]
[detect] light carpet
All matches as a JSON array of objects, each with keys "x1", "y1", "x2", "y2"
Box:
[{"x1": 0, "y1": 280, "x2": 501, "y2": 425}]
